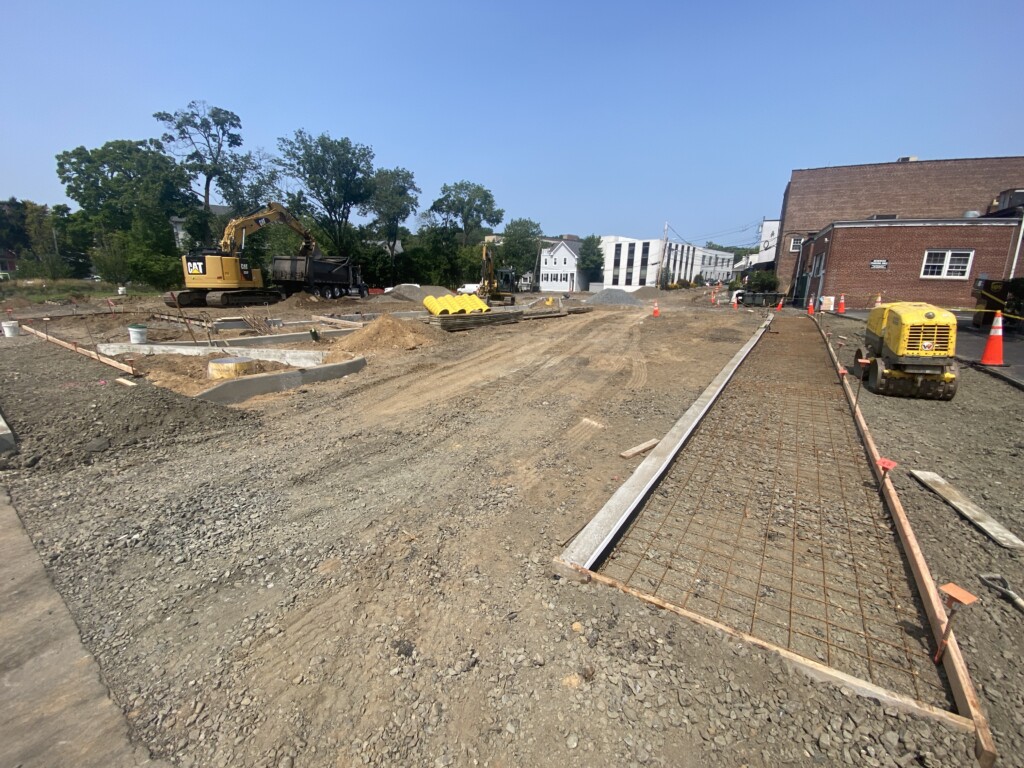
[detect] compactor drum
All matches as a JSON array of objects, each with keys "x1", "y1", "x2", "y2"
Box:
[{"x1": 852, "y1": 302, "x2": 959, "y2": 401}]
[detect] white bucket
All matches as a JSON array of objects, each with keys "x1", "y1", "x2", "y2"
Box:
[
  {"x1": 2, "y1": 320, "x2": 19, "y2": 338},
  {"x1": 117, "y1": 286, "x2": 127, "y2": 296},
  {"x1": 128, "y1": 324, "x2": 148, "y2": 344}
]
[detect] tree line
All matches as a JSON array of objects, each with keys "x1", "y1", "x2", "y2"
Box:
[{"x1": 0, "y1": 100, "x2": 604, "y2": 290}]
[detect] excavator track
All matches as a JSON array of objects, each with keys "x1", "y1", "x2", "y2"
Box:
[{"x1": 204, "y1": 290, "x2": 284, "y2": 308}]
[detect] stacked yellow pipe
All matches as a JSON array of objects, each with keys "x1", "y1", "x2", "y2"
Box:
[{"x1": 422, "y1": 294, "x2": 491, "y2": 316}]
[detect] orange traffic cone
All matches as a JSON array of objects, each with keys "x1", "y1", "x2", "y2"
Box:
[
  {"x1": 652, "y1": 301, "x2": 660, "y2": 318},
  {"x1": 807, "y1": 296, "x2": 814, "y2": 316},
  {"x1": 873, "y1": 293, "x2": 882, "y2": 308},
  {"x1": 731, "y1": 293, "x2": 738, "y2": 309},
  {"x1": 980, "y1": 311, "x2": 1005, "y2": 366},
  {"x1": 837, "y1": 294, "x2": 846, "y2": 314},
  {"x1": 775, "y1": 296, "x2": 784, "y2": 311}
]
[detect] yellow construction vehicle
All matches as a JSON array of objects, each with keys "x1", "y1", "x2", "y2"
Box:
[
  {"x1": 164, "y1": 202, "x2": 363, "y2": 308},
  {"x1": 852, "y1": 302, "x2": 958, "y2": 400},
  {"x1": 477, "y1": 243, "x2": 517, "y2": 305}
]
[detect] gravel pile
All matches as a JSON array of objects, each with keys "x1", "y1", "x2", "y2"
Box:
[{"x1": 585, "y1": 288, "x2": 644, "y2": 307}]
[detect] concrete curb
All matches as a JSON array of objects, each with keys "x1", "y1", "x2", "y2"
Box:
[
  {"x1": 97, "y1": 343, "x2": 326, "y2": 368},
  {"x1": 158, "y1": 327, "x2": 358, "y2": 348},
  {"x1": 0, "y1": 410, "x2": 15, "y2": 453},
  {"x1": 196, "y1": 357, "x2": 366, "y2": 405}
]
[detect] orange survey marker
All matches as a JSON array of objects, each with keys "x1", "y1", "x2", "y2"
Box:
[
  {"x1": 934, "y1": 583, "x2": 977, "y2": 663},
  {"x1": 979, "y1": 311, "x2": 1005, "y2": 366}
]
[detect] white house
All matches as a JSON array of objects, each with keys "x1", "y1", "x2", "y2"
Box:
[
  {"x1": 539, "y1": 238, "x2": 588, "y2": 293},
  {"x1": 599, "y1": 236, "x2": 735, "y2": 291}
]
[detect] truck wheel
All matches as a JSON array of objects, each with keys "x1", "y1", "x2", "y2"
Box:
[{"x1": 332, "y1": 285, "x2": 342, "y2": 298}]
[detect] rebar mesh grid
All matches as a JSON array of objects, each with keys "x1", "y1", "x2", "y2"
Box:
[{"x1": 599, "y1": 318, "x2": 951, "y2": 708}]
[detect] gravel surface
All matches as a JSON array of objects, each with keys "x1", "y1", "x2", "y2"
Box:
[{"x1": 0, "y1": 296, "x2": 1018, "y2": 767}]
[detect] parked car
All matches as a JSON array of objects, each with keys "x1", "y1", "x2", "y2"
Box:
[{"x1": 457, "y1": 283, "x2": 480, "y2": 295}]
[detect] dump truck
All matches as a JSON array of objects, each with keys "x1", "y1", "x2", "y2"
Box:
[
  {"x1": 164, "y1": 202, "x2": 363, "y2": 308},
  {"x1": 851, "y1": 302, "x2": 958, "y2": 400}
]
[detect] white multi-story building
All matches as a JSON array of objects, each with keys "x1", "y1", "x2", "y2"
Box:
[
  {"x1": 539, "y1": 237, "x2": 588, "y2": 293},
  {"x1": 599, "y1": 236, "x2": 735, "y2": 290}
]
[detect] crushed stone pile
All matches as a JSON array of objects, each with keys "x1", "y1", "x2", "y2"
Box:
[
  {"x1": 584, "y1": 288, "x2": 644, "y2": 307},
  {"x1": 386, "y1": 284, "x2": 451, "y2": 303},
  {"x1": 631, "y1": 286, "x2": 661, "y2": 299},
  {"x1": 326, "y1": 313, "x2": 448, "y2": 360}
]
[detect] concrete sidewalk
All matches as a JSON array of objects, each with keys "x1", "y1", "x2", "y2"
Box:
[{"x1": 0, "y1": 490, "x2": 168, "y2": 768}]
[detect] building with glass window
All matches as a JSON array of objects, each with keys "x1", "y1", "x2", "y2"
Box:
[
  {"x1": 599, "y1": 237, "x2": 734, "y2": 291},
  {"x1": 776, "y1": 156, "x2": 1024, "y2": 299}
]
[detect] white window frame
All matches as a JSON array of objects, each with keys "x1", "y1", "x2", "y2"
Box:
[
  {"x1": 920, "y1": 249, "x2": 973, "y2": 280},
  {"x1": 790, "y1": 236, "x2": 803, "y2": 252}
]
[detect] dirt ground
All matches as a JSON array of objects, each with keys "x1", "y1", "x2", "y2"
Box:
[{"x1": 0, "y1": 291, "x2": 1021, "y2": 767}]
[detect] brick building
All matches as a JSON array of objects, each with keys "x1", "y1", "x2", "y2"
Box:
[
  {"x1": 798, "y1": 218, "x2": 1022, "y2": 310},
  {"x1": 776, "y1": 156, "x2": 1024, "y2": 295}
]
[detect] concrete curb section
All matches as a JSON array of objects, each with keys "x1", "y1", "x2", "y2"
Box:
[
  {"x1": 157, "y1": 327, "x2": 357, "y2": 348},
  {"x1": 0, "y1": 489, "x2": 170, "y2": 767},
  {"x1": 0, "y1": 411, "x2": 14, "y2": 453},
  {"x1": 556, "y1": 317, "x2": 773, "y2": 571},
  {"x1": 97, "y1": 343, "x2": 326, "y2": 368},
  {"x1": 196, "y1": 357, "x2": 366, "y2": 405}
]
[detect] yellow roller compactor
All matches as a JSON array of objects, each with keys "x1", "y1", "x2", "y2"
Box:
[{"x1": 852, "y1": 302, "x2": 958, "y2": 400}]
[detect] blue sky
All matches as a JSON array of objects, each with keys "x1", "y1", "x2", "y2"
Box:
[{"x1": 4, "y1": 0, "x2": 1021, "y2": 246}]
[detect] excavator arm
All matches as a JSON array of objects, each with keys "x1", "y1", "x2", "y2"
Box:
[{"x1": 218, "y1": 202, "x2": 322, "y2": 259}]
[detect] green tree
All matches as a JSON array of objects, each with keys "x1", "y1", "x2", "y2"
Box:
[
  {"x1": 154, "y1": 101, "x2": 243, "y2": 212},
  {"x1": 91, "y1": 231, "x2": 133, "y2": 284},
  {"x1": 747, "y1": 271, "x2": 779, "y2": 292},
  {"x1": 0, "y1": 198, "x2": 30, "y2": 257},
  {"x1": 705, "y1": 240, "x2": 759, "y2": 260},
  {"x1": 363, "y1": 167, "x2": 420, "y2": 285},
  {"x1": 56, "y1": 139, "x2": 194, "y2": 287},
  {"x1": 218, "y1": 149, "x2": 281, "y2": 214},
  {"x1": 276, "y1": 130, "x2": 374, "y2": 259},
  {"x1": 57, "y1": 139, "x2": 192, "y2": 244},
  {"x1": 499, "y1": 218, "x2": 543, "y2": 278},
  {"x1": 578, "y1": 234, "x2": 604, "y2": 279},
  {"x1": 428, "y1": 181, "x2": 504, "y2": 246}
]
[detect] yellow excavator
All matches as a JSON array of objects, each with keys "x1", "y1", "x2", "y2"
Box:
[
  {"x1": 164, "y1": 202, "x2": 363, "y2": 308},
  {"x1": 477, "y1": 243, "x2": 517, "y2": 305}
]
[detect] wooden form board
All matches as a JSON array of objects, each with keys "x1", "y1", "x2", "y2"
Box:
[
  {"x1": 578, "y1": 565, "x2": 975, "y2": 734},
  {"x1": 19, "y1": 325, "x2": 136, "y2": 375},
  {"x1": 557, "y1": 318, "x2": 772, "y2": 571},
  {"x1": 909, "y1": 470, "x2": 1024, "y2": 550},
  {"x1": 818, "y1": 320, "x2": 997, "y2": 768},
  {"x1": 620, "y1": 439, "x2": 659, "y2": 459}
]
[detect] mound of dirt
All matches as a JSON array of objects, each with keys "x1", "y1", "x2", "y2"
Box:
[{"x1": 326, "y1": 314, "x2": 448, "y2": 360}]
